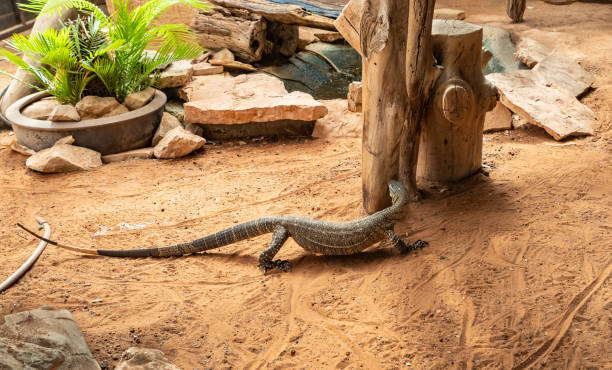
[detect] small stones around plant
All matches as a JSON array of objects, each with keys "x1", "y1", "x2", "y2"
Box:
[
  {"x1": 153, "y1": 126, "x2": 206, "y2": 159},
  {"x1": 192, "y1": 62, "x2": 223, "y2": 76},
  {"x1": 26, "y1": 144, "x2": 103, "y2": 173},
  {"x1": 115, "y1": 347, "x2": 179, "y2": 370},
  {"x1": 104, "y1": 103, "x2": 129, "y2": 117},
  {"x1": 152, "y1": 112, "x2": 182, "y2": 146},
  {"x1": 75, "y1": 96, "x2": 122, "y2": 119},
  {"x1": 157, "y1": 60, "x2": 194, "y2": 89},
  {"x1": 101, "y1": 147, "x2": 154, "y2": 163},
  {"x1": 48, "y1": 104, "x2": 80, "y2": 121},
  {"x1": 21, "y1": 97, "x2": 60, "y2": 120},
  {"x1": 124, "y1": 87, "x2": 156, "y2": 110}
]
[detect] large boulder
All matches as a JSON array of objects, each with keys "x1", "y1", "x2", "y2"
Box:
[
  {"x1": 26, "y1": 144, "x2": 103, "y2": 173},
  {"x1": 181, "y1": 73, "x2": 327, "y2": 125},
  {"x1": 115, "y1": 347, "x2": 179, "y2": 370},
  {"x1": 0, "y1": 306, "x2": 100, "y2": 370},
  {"x1": 153, "y1": 126, "x2": 205, "y2": 159}
]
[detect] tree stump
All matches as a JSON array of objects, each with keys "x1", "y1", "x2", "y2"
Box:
[
  {"x1": 506, "y1": 0, "x2": 526, "y2": 23},
  {"x1": 417, "y1": 20, "x2": 497, "y2": 184}
]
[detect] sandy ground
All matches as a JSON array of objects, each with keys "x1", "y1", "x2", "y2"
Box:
[{"x1": 1, "y1": 1, "x2": 611, "y2": 369}]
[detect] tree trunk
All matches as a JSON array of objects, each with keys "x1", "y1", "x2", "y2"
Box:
[
  {"x1": 398, "y1": 0, "x2": 440, "y2": 201},
  {"x1": 193, "y1": 6, "x2": 267, "y2": 63},
  {"x1": 360, "y1": 0, "x2": 409, "y2": 213},
  {"x1": 417, "y1": 20, "x2": 497, "y2": 184},
  {"x1": 506, "y1": 0, "x2": 526, "y2": 23}
]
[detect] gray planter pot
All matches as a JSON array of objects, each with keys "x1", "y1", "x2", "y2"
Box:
[{"x1": 6, "y1": 90, "x2": 166, "y2": 155}]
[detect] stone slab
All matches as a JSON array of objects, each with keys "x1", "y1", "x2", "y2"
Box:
[
  {"x1": 434, "y1": 8, "x2": 466, "y2": 20},
  {"x1": 192, "y1": 62, "x2": 223, "y2": 76},
  {"x1": 484, "y1": 101, "x2": 513, "y2": 132},
  {"x1": 102, "y1": 147, "x2": 154, "y2": 163},
  {"x1": 532, "y1": 51, "x2": 595, "y2": 97},
  {"x1": 486, "y1": 70, "x2": 596, "y2": 140},
  {"x1": 515, "y1": 37, "x2": 552, "y2": 68}
]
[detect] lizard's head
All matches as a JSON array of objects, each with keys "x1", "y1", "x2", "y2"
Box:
[{"x1": 388, "y1": 180, "x2": 408, "y2": 205}]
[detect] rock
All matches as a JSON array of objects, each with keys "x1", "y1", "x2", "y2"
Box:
[
  {"x1": 482, "y1": 25, "x2": 523, "y2": 75},
  {"x1": 21, "y1": 97, "x2": 60, "y2": 120},
  {"x1": 55, "y1": 135, "x2": 75, "y2": 146},
  {"x1": 0, "y1": 306, "x2": 100, "y2": 369},
  {"x1": 157, "y1": 60, "x2": 194, "y2": 89},
  {"x1": 9, "y1": 137, "x2": 36, "y2": 156},
  {"x1": 434, "y1": 8, "x2": 466, "y2": 20},
  {"x1": 347, "y1": 81, "x2": 362, "y2": 112},
  {"x1": 192, "y1": 50, "x2": 211, "y2": 64},
  {"x1": 515, "y1": 37, "x2": 552, "y2": 68},
  {"x1": 75, "y1": 96, "x2": 122, "y2": 119},
  {"x1": 48, "y1": 104, "x2": 80, "y2": 121},
  {"x1": 298, "y1": 26, "x2": 319, "y2": 49},
  {"x1": 153, "y1": 126, "x2": 205, "y2": 159},
  {"x1": 184, "y1": 122, "x2": 204, "y2": 136},
  {"x1": 124, "y1": 87, "x2": 156, "y2": 110},
  {"x1": 26, "y1": 144, "x2": 103, "y2": 173},
  {"x1": 164, "y1": 100, "x2": 185, "y2": 122},
  {"x1": 210, "y1": 59, "x2": 256, "y2": 72},
  {"x1": 115, "y1": 347, "x2": 179, "y2": 370},
  {"x1": 211, "y1": 48, "x2": 235, "y2": 63},
  {"x1": 486, "y1": 70, "x2": 596, "y2": 140},
  {"x1": 532, "y1": 51, "x2": 595, "y2": 97},
  {"x1": 313, "y1": 99, "x2": 362, "y2": 138},
  {"x1": 183, "y1": 73, "x2": 327, "y2": 124},
  {"x1": 484, "y1": 102, "x2": 513, "y2": 132},
  {"x1": 266, "y1": 23, "x2": 299, "y2": 57},
  {"x1": 143, "y1": 50, "x2": 171, "y2": 70},
  {"x1": 192, "y1": 62, "x2": 223, "y2": 76},
  {"x1": 103, "y1": 103, "x2": 129, "y2": 117},
  {"x1": 314, "y1": 30, "x2": 343, "y2": 43},
  {"x1": 102, "y1": 147, "x2": 154, "y2": 163},
  {"x1": 152, "y1": 112, "x2": 182, "y2": 146}
]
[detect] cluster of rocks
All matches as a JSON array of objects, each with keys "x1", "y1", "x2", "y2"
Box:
[
  {"x1": 21, "y1": 88, "x2": 157, "y2": 122},
  {"x1": 0, "y1": 306, "x2": 179, "y2": 369}
]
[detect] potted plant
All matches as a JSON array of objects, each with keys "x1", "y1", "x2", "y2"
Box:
[{"x1": 0, "y1": 0, "x2": 207, "y2": 155}]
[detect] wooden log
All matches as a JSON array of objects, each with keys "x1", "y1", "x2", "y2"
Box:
[
  {"x1": 209, "y1": 0, "x2": 336, "y2": 30},
  {"x1": 193, "y1": 7, "x2": 267, "y2": 63},
  {"x1": 333, "y1": 0, "x2": 362, "y2": 54},
  {"x1": 360, "y1": 0, "x2": 409, "y2": 213},
  {"x1": 266, "y1": 22, "x2": 298, "y2": 57},
  {"x1": 506, "y1": 0, "x2": 526, "y2": 23},
  {"x1": 417, "y1": 20, "x2": 497, "y2": 183},
  {"x1": 398, "y1": 0, "x2": 441, "y2": 200}
]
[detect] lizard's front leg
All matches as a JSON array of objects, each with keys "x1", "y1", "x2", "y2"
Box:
[
  {"x1": 386, "y1": 229, "x2": 428, "y2": 254},
  {"x1": 259, "y1": 226, "x2": 291, "y2": 274}
]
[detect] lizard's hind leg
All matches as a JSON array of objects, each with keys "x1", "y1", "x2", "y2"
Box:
[
  {"x1": 258, "y1": 226, "x2": 292, "y2": 274},
  {"x1": 386, "y1": 230, "x2": 428, "y2": 254}
]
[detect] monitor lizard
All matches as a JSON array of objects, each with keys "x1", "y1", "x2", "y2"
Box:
[{"x1": 18, "y1": 180, "x2": 427, "y2": 274}]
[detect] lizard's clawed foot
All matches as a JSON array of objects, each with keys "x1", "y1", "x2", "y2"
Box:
[
  {"x1": 398, "y1": 239, "x2": 428, "y2": 254},
  {"x1": 260, "y1": 259, "x2": 292, "y2": 275}
]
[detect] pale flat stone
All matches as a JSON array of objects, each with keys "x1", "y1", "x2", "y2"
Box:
[
  {"x1": 21, "y1": 98, "x2": 60, "y2": 120},
  {"x1": 8, "y1": 137, "x2": 36, "y2": 156},
  {"x1": 484, "y1": 101, "x2": 513, "y2": 132},
  {"x1": 487, "y1": 70, "x2": 596, "y2": 140},
  {"x1": 102, "y1": 147, "x2": 154, "y2": 163},
  {"x1": 124, "y1": 87, "x2": 156, "y2": 110},
  {"x1": 314, "y1": 30, "x2": 343, "y2": 42},
  {"x1": 0, "y1": 306, "x2": 100, "y2": 369},
  {"x1": 533, "y1": 51, "x2": 595, "y2": 97},
  {"x1": 26, "y1": 144, "x2": 102, "y2": 172},
  {"x1": 211, "y1": 48, "x2": 235, "y2": 63},
  {"x1": 157, "y1": 60, "x2": 194, "y2": 89},
  {"x1": 153, "y1": 126, "x2": 205, "y2": 159},
  {"x1": 76, "y1": 96, "x2": 121, "y2": 119},
  {"x1": 183, "y1": 73, "x2": 327, "y2": 125},
  {"x1": 515, "y1": 37, "x2": 552, "y2": 68},
  {"x1": 54, "y1": 135, "x2": 75, "y2": 146},
  {"x1": 116, "y1": 347, "x2": 179, "y2": 370},
  {"x1": 152, "y1": 112, "x2": 182, "y2": 146},
  {"x1": 298, "y1": 26, "x2": 319, "y2": 49},
  {"x1": 434, "y1": 8, "x2": 466, "y2": 20},
  {"x1": 192, "y1": 62, "x2": 223, "y2": 76},
  {"x1": 48, "y1": 104, "x2": 80, "y2": 121},
  {"x1": 347, "y1": 81, "x2": 362, "y2": 112},
  {"x1": 210, "y1": 59, "x2": 256, "y2": 72},
  {"x1": 313, "y1": 99, "x2": 362, "y2": 138}
]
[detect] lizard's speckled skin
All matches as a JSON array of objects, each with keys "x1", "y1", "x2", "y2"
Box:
[{"x1": 18, "y1": 181, "x2": 427, "y2": 274}]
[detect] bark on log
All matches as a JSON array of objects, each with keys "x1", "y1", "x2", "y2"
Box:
[
  {"x1": 506, "y1": 0, "x2": 526, "y2": 23},
  {"x1": 333, "y1": 0, "x2": 363, "y2": 54},
  {"x1": 360, "y1": 0, "x2": 409, "y2": 213},
  {"x1": 193, "y1": 7, "x2": 267, "y2": 63},
  {"x1": 417, "y1": 20, "x2": 497, "y2": 183},
  {"x1": 398, "y1": 0, "x2": 441, "y2": 200},
  {"x1": 209, "y1": 0, "x2": 336, "y2": 30},
  {"x1": 266, "y1": 22, "x2": 299, "y2": 57}
]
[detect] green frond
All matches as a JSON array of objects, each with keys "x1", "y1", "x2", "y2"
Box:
[
  {"x1": 19, "y1": 0, "x2": 109, "y2": 26},
  {"x1": 0, "y1": 49, "x2": 30, "y2": 69}
]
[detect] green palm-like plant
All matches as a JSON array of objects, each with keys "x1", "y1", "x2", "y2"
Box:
[{"x1": 20, "y1": 0, "x2": 208, "y2": 101}]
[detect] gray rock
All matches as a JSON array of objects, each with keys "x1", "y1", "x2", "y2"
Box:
[
  {"x1": 22, "y1": 98, "x2": 61, "y2": 120},
  {"x1": 101, "y1": 147, "x2": 154, "y2": 163},
  {"x1": 124, "y1": 87, "x2": 156, "y2": 110},
  {"x1": 164, "y1": 100, "x2": 185, "y2": 122},
  {"x1": 153, "y1": 126, "x2": 205, "y2": 159},
  {"x1": 26, "y1": 144, "x2": 103, "y2": 173},
  {"x1": 157, "y1": 60, "x2": 194, "y2": 89},
  {"x1": 0, "y1": 306, "x2": 100, "y2": 370},
  {"x1": 49, "y1": 104, "x2": 81, "y2": 122},
  {"x1": 152, "y1": 112, "x2": 182, "y2": 146},
  {"x1": 115, "y1": 347, "x2": 179, "y2": 370},
  {"x1": 184, "y1": 122, "x2": 204, "y2": 137},
  {"x1": 75, "y1": 96, "x2": 121, "y2": 119}
]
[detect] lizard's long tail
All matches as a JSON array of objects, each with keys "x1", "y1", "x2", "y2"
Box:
[{"x1": 17, "y1": 218, "x2": 279, "y2": 258}]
